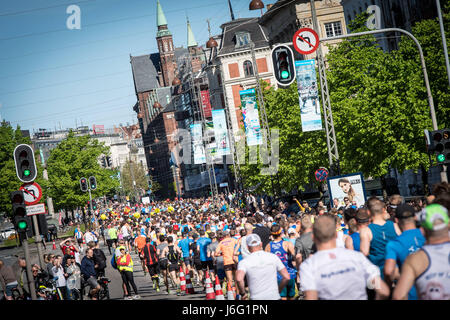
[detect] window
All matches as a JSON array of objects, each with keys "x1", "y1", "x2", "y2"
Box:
[
  {"x1": 163, "y1": 42, "x2": 168, "y2": 52},
  {"x1": 243, "y1": 60, "x2": 253, "y2": 77},
  {"x1": 235, "y1": 32, "x2": 250, "y2": 48},
  {"x1": 324, "y1": 21, "x2": 343, "y2": 37}
]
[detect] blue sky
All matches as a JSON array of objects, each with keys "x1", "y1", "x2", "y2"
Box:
[{"x1": 0, "y1": 0, "x2": 264, "y2": 133}]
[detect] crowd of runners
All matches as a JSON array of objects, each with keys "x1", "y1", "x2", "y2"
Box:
[{"x1": 1, "y1": 182, "x2": 449, "y2": 300}]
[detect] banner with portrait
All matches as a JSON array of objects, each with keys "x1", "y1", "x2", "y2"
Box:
[
  {"x1": 295, "y1": 60, "x2": 323, "y2": 132},
  {"x1": 212, "y1": 109, "x2": 231, "y2": 156},
  {"x1": 327, "y1": 172, "x2": 367, "y2": 209},
  {"x1": 190, "y1": 123, "x2": 205, "y2": 164},
  {"x1": 239, "y1": 88, "x2": 263, "y2": 146}
]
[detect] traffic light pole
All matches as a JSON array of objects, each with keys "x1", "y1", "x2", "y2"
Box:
[
  {"x1": 22, "y1": 236, "x2": 37, "y2": 300},
  {"x1": 31, "y1": 215, "x2": 45, "y2": 269}
]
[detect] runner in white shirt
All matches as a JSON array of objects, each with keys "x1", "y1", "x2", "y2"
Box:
[
  {"x1": 300, "y1": 215, "x2": 390, "y2": 300},
  {"x1": 236, "y1": 234, "x2": 290, "y2": 300}
]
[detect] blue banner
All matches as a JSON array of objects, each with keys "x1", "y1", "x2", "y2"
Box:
[{"x1": 239, "y1": 88, "x2": 263, "y2": 146}]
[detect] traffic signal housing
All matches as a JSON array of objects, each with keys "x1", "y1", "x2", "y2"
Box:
[
  {"x1": 106, "y1": 156, "x2": 112, "y2": 167},
  {"x1": 89, "y1": 176, "x2": 97, "y2": 190},
  {"x1": 271, "y1": 44, "x2": 296, "y2": 87},
  {"x1": 80, "y1": 177, "x2": 88, "y2": 192},
  {"x1": 11, "y1": 191, "x2": 32, "y2": 238},
  {"x1": 430, "y1": 129, "x2": 450, "y2": 164},
  {"x1": 101, "y1": 157, "x2": 107, "y2": 168},
  {"x1": 13, "y1": 144, "x2": 37, "y2": 183}
]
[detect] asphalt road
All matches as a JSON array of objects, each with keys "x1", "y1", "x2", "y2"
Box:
[{"x1": 0, "y1": 239, "x2": 208, "y2": 301}]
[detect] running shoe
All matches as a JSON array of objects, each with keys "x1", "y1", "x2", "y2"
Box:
[
  {"x1": 124, "y1": 296, "x2": 133, "y2": 300},
  {"x1": 133, "y1": 295, "x2": 141, "y2": 300}
]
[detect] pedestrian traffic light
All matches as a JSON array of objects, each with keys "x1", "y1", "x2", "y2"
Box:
[
  {"x1": 89, "y1": 176, "x2": 97, "y2": 190},
  {"x1": 430, "y1": 129, "x2": 450, "y2": 164},
  {"x1": 11, "y1": 191, "x2": 31, "y2": 236},
  {"x1": 271, "y1": 44, "x2": 296, "y2": 86},
  {"x1": 80, "y1": 177, "x2": 88, "y2": 192},
  {"x1": 13, "y1": 144, "x2": 37, "y2": 183}
]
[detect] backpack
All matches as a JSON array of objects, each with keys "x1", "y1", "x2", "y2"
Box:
[
  {"x1": 111, "y1": 253, "x2": 117, "y2": 270},
  {"x1": 167, "y1": 245, "x2": 179, "y2": 264}
]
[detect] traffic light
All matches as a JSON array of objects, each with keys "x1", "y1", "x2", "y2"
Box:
[
  {"x1": 89, "y1": 176, "x2": 97, "y2": 190},
  {"x1": 13, "y1": 144, "x2": 37, "y2": 183},
  {"x1": 106, "y1": 156, "x2": 112, "y2": 167},
  {"x1": 430, "y1": 129, "x2": 450, "y2": 164},
  {"x1": 92, "y1": 200, "x2": 97, "y2": 210},
  {"x1": 80, "y1": 177, "x2": 88, "y2": 192},
  {"x1": 271, "y1": 44, "x2": 296, "y2": 86},
  {"x1": 101, "y1": 157, "x2": 106, "y2": 168},
  {"x1": 11, "y1": 191, "x2": 32, "y2": 237}
]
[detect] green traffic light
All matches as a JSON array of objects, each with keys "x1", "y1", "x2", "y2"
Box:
[
  {"x1": 17, "y1": 220, "x2": 27, "y2": 230},
  {"x1": 23, "y1": 169, "x2": 31, "y2": 176},
  {"x1": 281, "y1": 70, "x2": 289, "y2": 79},
  {"x1": 437, "y1": 154, "x2": 445, "y2": 162}
]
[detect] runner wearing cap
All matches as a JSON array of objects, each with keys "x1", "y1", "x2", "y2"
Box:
[
  {"x1": 236, "y1": 234, "x2": 290, "y2": 300},
  {"x1": 393, "y1": 204, "x2": 450, "y2": 300},
  {"x1": 383, "y1": 204, "x2": 425, "y2": 299},
  {"x1": 299, "y1": 215, "x2": 390, "y2": 300}
]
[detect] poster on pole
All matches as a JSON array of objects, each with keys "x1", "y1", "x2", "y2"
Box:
[
  {"x1": 327, "y1": 172, "x2": 367, "y2": 209},
  {"x1": 190, "y1": 123, "x2": 206, "y2": 164},
  {"x1": 212, "y1": 109, "x2": 231, "y2": 156},
  {"x1": 200, "y1": 90, "x2": 212, "y2": 118},
  {"x1": 239, "y1": 88, "x2": 263, "y2": 146},
  {"x1": 295, "y1": 60, "x2": 322, "y2": 132}
]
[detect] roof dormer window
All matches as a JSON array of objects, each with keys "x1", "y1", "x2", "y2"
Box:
[{"x1": 235, "y1": 31, "x2": 251, "y2": 48}]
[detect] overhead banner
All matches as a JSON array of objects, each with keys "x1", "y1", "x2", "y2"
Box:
[
  {"x1": 295, "y1": 60, "x2": 322, "y2": 132},
  {"x1": 212, "y1": 109, "x2": 231, "y2": 156},
  {"x1": 190, "y1": 123, "x2": 206, "y2": 164},
  {"x1": 200, "y1": 90, "x2": 212, "y2": 118},
  {"x1": 239, "y1": 88, "x2": 263, "y2": 146}
]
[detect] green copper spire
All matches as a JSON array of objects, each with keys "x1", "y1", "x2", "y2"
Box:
[
  {"x1": 157, "y1": 0, "x2": 167, "y2": 27},
  {"x1": 187, "y1": 17, "x2": 197, "y2": 48},
  {"x1": 156, "y1": 0, "x2": 171, "y2": 37}
]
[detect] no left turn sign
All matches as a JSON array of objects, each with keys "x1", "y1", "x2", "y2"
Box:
[{"x1": 293, "y1": 28, "x2": 319, "y2": 55}]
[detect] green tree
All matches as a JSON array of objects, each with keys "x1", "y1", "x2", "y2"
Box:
[
  {"x1": 45, "y1": 131, "x2": 119, "y2": 211},
  {"x1": 120, "y1": 159, "x2": 148, "y2": 197},
  {"x1": 0, "y1": 121, "x2": 46, "y2": 218}
]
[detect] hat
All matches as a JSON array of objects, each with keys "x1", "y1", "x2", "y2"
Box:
[
  {"x1": 395, "y1": 204, "x2": 415, "y2": 219},
  {"x1": 246, "y1": 233, "x2": 262, "y2": 247},
  {"x1": 418, "y1": 204, "x2": 449, "y2": 231}
]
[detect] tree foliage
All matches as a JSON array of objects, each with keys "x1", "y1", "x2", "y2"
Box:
[
  {"x1": 120, "y1": 159, "x2": 149, "y2": 197},
  {"x1": 46, "y1": 131, "x2": 120, "y2": 210}
]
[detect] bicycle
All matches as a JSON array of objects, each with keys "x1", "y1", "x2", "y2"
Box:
[{"x1": 97, "y1": 277, "x2": 111, "y2": 300}]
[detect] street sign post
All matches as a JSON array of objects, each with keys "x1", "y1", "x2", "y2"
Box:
[
  {"x1": 293, "y1": 27, "x2": 319, "y2": 55},
  {"x1": 19, "y1": 182, "x2": 42, "y2": 205}
]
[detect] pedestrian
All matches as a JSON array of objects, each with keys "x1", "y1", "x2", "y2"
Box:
[
  {"x1": 236, "y1": 234, "x2": 290, "y2": 300},
  {"x1": 80, "y1": 248, "x2": 101, "y2": 300},
  {"x1": 345, "y1": 208, "x2": 370, "y2": 251},
  {"x1": 393, "y1": 204, "x2": 449, "y2": 300},
  {"x1": 215, "y1": 229, "x2": 238, "y2": 289},
  {"x1": 135, "y1": 232, "x2": 148, "y2": 275},
  {"x1": 163, "y1": 235, "x2": 182, "y2": 295},
  {"x1": 142, "y1": 238, "x2": 160, "y2": 292},
  {"x1": 197, "y1": 229, "x2": 213, "y2": 286},
  {"x1": 0, "y1": 259, "x2": 19, "y2": 300},
  {"x1": 89, "y1": 241, "x2": 107, "y2": 278},
  {"x1": 117, "y1": 246, "x2": 141, "y2": 300},
  {"x1": 299, "y1": 215, "x2": 390, "y2": 300},
  {"x1": 64, "y1": 255, "x2": 81, "y2": 300},
  {"x1": 157, "y1": 234, "x2": 170, "y2": 294},
  {"x1": 52, "y1": 255, "x2": 68, "y2": 300}
]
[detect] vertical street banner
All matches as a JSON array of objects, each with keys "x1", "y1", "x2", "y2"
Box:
[
  {"x1": 295, "y1": 60, "x2": 322, "y2": 132},
  {"x1": 239, "y1": 88, "x2": 263, "y2": 146},
  {"x1": 200, "y1": 90, "x2": 212, "y2": 118},
  {"x1": 190, "y1": 123, "x2": 206, "y2": 164},
  {"x1": 212, "y1": 109, "x2": 231, "y2": 156}
]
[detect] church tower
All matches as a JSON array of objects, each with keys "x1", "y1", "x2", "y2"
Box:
[
  {"x1": 156, "y1": 0, "x2": 176, "y2": 87},
  {"x1": 187, "y1": 17, "x2": 203, "y2": 73}
]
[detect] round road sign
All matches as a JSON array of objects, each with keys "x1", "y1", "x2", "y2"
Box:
[
  {"x1": 19, "y1": 182, "x2": 42, "y2": 205},
  {"x1": 293, "y1": 28, "x2": 320, "y2": 55},
  {"x1": 315, "y1": 167, "x2": 329, "y2": 182}
]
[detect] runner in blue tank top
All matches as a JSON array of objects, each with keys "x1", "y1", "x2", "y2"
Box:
[
  {"x1": 384, "y1": 204, "x2": 425, "y2": 300},
  {"x1": 265, "y1": 225, "x2": 297, "y2": 300},
  {"x1": 360, "y1": 199, "x2": 400, "y2": 279}
]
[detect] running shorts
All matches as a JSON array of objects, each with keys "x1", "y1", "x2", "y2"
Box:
[
  {"x1": 159, "y1": 258, "x2": 168, "y2": 270},
  {"x1": 168, "y1": 263, "x2": 179, "y2": 273},
  {"x1": 194, "y1": 259, "x2": 202, "y2": 271},
  {"x1": 201, "y1": 260, "x2": 214, "y2": 271},
  {"x1": 224, "y1": 263, "x2": 236, "y2": 272},
  {"x1": 279, "y1": 278, "x2": 296, "y2": 298},
  {"x1": 147, "y1": 263, "x2": 160, "y2": 277},
  {"x1": 86, "y1": 276, "x2": 99, "y2": 290},
  {"x1": 183, "y1": 257, "x2": 192, "y2": 266}
]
